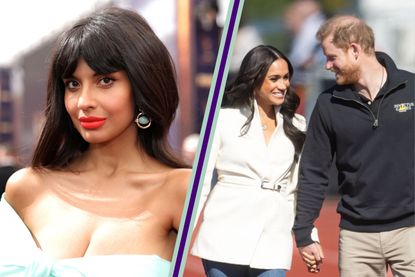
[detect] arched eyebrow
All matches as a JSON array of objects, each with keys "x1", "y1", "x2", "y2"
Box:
[
  {"x1": 62, "y1": 71, "x2": 107, "y2": 81},
  {"x1": 267, "y1": 72, "x2": 290, "y2": 79}
]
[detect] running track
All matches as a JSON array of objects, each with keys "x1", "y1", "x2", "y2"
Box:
[{"x1": 184, "y1": 198, "x2": 394, "y2": 277}]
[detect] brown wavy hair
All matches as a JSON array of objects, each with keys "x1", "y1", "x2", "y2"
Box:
[{"x1": 222, "y1": 45, "x2": 305, "y2": 162}]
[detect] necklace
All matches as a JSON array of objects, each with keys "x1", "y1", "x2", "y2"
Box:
[
  {"x1": 261, "y1": 124, "x2": 267, "y2": 131},
  {"x1": 363, "y1": 66, "x2": 385, "y2": 101},
  {"x1": 379, "y1": 66, "x2": 385, "y2": 93}
]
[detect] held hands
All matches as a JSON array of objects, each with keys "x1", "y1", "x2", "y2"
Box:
[{"x1": 298, "y1": 242, "x2": 325, "y2": 273}]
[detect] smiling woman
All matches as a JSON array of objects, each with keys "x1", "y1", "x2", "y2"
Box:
[
  {"x1": 191, "y1": 45, "x2": 316, "y2": 276},
  {"x1": 0, "y1": 7, "x2": 191, "y2": 277}
]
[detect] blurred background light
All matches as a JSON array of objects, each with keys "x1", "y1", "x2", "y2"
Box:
[{"x1": 0, "y1": 0, "x2": 110, "y2": 66}]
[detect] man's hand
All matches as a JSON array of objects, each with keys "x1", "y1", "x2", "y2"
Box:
[{"x1": 298, "y1": 242, "x2": 325, "y2": 273}]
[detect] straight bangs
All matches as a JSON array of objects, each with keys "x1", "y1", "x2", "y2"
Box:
[
  {"x1": 34, "y1": 7, "x2": 187, "y2": 169},
  {"x1": 56, "y1": 24, "x2": 125, "y2": 81}
]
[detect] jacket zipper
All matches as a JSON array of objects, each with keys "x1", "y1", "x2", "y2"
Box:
[
  {"x1": 332, "y1": 95, "x2": 379, "y2": 127},
  {"x1": 332, "y1": 82, "x2": 405, "y2": 128}
]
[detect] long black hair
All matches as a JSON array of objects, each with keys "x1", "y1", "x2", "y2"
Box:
[
  {"x1": 32, "y1": 7, "x2": 185, "y2": 168},
  {"x1": 223, "y1": 45, "x2": 305, "y2": 162}
]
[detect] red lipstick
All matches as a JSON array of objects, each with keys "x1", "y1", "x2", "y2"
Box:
[{"x1": 79, "y1": 116, "x2": 106, "y2": 129}]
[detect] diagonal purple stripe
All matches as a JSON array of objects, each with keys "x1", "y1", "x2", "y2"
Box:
[{"x1": 172, "y1": 0, "x2": 241, "y2": 276}]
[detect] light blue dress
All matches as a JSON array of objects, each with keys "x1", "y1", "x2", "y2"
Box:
[{"x1": 0, "y1": 195, "x2": 171, "y2": 277}]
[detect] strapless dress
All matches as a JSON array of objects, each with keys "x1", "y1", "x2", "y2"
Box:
[{"x1": 0, "y1": 194, "x2": 171, "y2": 276}]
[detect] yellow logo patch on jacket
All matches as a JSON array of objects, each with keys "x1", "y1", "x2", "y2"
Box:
[{"x1": 394, "y1": 102, "x2": 414, "y2": 112}]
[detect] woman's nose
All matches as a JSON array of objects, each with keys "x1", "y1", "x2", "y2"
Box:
[
  {"x1": 77, "y1": 86, "x2": 97, "y2": 110},
  {"x1": 277, "y1": 79, "x2": 289, "y2": 90}
]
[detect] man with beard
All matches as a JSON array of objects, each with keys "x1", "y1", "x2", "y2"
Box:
[{"x1": 293, "y1": 15, "x2": 415, "y2": 276}]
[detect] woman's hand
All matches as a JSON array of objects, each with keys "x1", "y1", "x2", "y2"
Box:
[{"x1": 298, "y1": 242, "x2": 324, "y2": 273}]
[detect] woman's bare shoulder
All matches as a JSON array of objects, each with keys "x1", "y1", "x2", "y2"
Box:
[
  {"x1": 164, "y1": 168, "x2": 192, "y2": 196},
  {"x1": 5, "y1": 167, "x2": 43, "y2": 209},
  {"x1": 159, "y1": 168, "x2": 192, "y2": 210},
  {"x1": 162, "y1": 168, "x2": 191, "y2": 229}
]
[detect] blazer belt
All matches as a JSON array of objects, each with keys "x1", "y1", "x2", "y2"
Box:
[{"x1": 218, "y1": 176, "x2": 288, "y2": 192}]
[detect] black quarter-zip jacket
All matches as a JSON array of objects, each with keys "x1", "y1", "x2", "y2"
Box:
[{"x1": 293, "y1": 52, "x2": 415, "y2": 247}]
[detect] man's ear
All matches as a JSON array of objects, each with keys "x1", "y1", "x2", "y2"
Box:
[{"x1": 349, "y1": 43, "x2": 362, "y2": 60}]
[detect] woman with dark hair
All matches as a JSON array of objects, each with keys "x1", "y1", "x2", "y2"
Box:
[
  {"x1": 192, "y1": 45, "x2": 318, "y2": 276},
  {"x1": 0, "y1": 7, "x2": 190, "y2": 276}
]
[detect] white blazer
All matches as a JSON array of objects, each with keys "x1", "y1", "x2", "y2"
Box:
[{"x1": 191, "y1": 102, "x2": 306, "y2": 270}]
